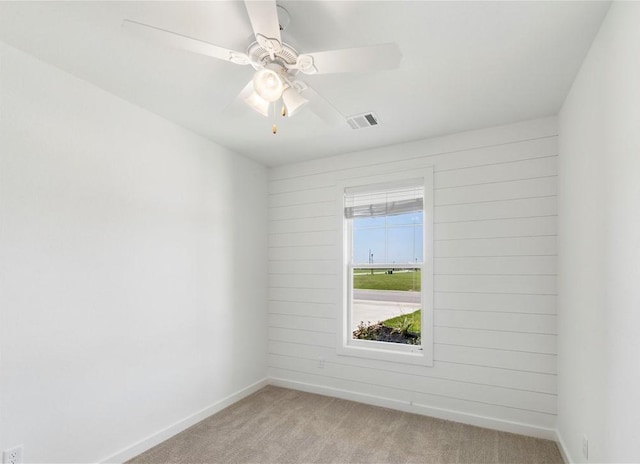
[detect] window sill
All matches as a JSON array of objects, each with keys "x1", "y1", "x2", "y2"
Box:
[{"x1": 337, "y1": 339, "x2": 433, "y2": 366}]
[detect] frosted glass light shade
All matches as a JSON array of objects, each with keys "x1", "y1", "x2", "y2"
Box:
[
  {"x1": 252, "y1": 68, "x2": 284, "y2": 102},
  {"x1": 244, "y1": 91, "x2": 270, "y2": 117},
  {"x1": 282, "y1": 87, "x2": 309, "y2": 117}
]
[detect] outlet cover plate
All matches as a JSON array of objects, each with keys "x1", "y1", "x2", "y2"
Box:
[{"x1": 2, "y1": 446, "x2": 23, "y2": 464}]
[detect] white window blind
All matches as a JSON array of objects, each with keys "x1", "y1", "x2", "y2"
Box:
[{"x1": 344, "y1": 180, "x2": 423, "y2": 219}]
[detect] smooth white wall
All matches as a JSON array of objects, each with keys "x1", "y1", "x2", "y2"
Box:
[
  {"x1": 557, "y1": 2, "x2": 640, "y2": 463},
  {"x1": 0, "y1": 43, "x2": 268, "y2": 462},
  {"x1": 268, "y1": 117, "x2": 559, "y2": 438}
]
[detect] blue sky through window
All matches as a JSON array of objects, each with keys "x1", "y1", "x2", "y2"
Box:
[{"x1": 352, "y1": 211, "x2": 423, "y2": 265}]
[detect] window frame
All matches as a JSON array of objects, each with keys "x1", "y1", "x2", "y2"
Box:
[{"x1": 336, "y1": 167, "x2": 434, "y2": 366}]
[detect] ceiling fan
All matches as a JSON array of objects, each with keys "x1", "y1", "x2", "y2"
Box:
[{"x1": 123, "y1": 1, "x2": 402, "y2": 132}]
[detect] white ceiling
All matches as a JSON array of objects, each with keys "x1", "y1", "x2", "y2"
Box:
[{"x1": 0, "y1": 1, "x2": 610, "y2": 166}]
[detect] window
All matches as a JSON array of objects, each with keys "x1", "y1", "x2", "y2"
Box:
[{"x1": 337, "y1": 168, "x2": 434, "y2": 366}]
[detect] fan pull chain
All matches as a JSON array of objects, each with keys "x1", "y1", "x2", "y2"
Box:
[{"x1": 272, "y1": 102, "x2": 278, "y2": 135}]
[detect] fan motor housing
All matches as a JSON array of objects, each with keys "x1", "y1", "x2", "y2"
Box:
[{"x1": 248, "y1": 41, "x2": 299, "y2": 73}]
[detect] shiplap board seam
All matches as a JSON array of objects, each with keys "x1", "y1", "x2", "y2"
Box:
[
  {"x1": 434, "y1": 254, "x2": 557, "y2": 258},
  {"x1": 435, "y1": 273, "x2": 557, "y2": 277},
  {"x1": 436, "y1": 308, "x2": 556, "y2": 316},
  {"x1": 269, "y1": 154, "x2": 558, "y2": 195},
  {"x1": 272, "y1": 161, "x2": 454, "y2": 194},
  {"x1": 434, "y1": 359, "x2": 557, "y2": 376},
  {"x1": 268, "y1": 197, "x2": 337, "y2": 208},
  {"x1": 268, "y1": 359, "x2": 557, "y2": 415},
  {"x1": 269, "y1": 285, "x2": 335, "y2": 290},
  {"x1": 441, "y1": 255, "x2": 555, "y2": 259},
  {"x1": 270, "y1": 214, "x2": 334, "y2": 222},
  {"x1": 270, "y1": 136, "x2": 557, "y2": 183},
  {"x1": 268, "y1": 171, "x2": 558, "y2": 200},
  {"x1": 270, "y1": 282, "x2": 557, "y2": 290},
  {"x1": 434, "y1": 175, "x2": 557, "y2": 191},
  {"x1": 268, "y1": 309, "x2": 558, "y2": 337},
  {"x1": 269, "y1": 183, "x2": 340, "y2": 194},
  {"x1": 269, "y1": 313, "x2": 335, "y2": 320},
  {"x1": 436, "y1": 234, "x2": 556, "y2": 242},
  {"x1": 268, "y1": 243, "x2": 335, "y2": 248},
  {"x1": 435, "y1": 214, "x2": 557, "y2": 225},
  {"x1": 269, "y1": 334, "x2": 328, "y2": 349},
  {"x1": 437, "y1": 290, "x2": 557, "y2": 296},
  {"x1": 269, "y1": 215, "x2": 336, "y2": 222},
  {"x1": 436, "y1": 195, "x2": 556, "y2": 208},
  {"x1": 271, "y1": 118, "x2": 556, "y2": 177},
  {"x1": 267, "y1": 338, "x2": 338, "y2": 349},
  {"x1": 269, "y1": 340, "x2": 557, "y2": 382},
  {"x1": 267, "y1": 346, "x2": 556, "y2": 377},
  {"x1": 269, "y1": 198, "x2": 334, "y2": 209},
  {"x1": 269, "y1": 230, "x2": 337, "y2": 236},
  {"x1": 268, "y1": 254, "x2": 556, "y2": 258},
  {"x1": 269, "y1": 272, "x2": 337, "y2": 276},
  {"x1": 269, "y1": 327, "x2": 556, "y2": 356},
  {"x1": 434, "y1": 325, "x2": 557, "y2": 336},
  {"x1": 269, "y1": 327, "x2": 559, "y2": 345},
  {"x1": 270, "y1": 286, "x2": 336, "y2": 291},
  {"x1": 269, "y1": 135, "x2": 556, "y2": 182},
  {"x1": 269, "y1": 274, "x2": 559, "y2": 278},
  {"x1": 269, "y1": 154, "x2": 559, "y2": 196},
  {"x1": 268, "y1": 299, "x2": 334, "y2": 305},
  {"x1": 268, "y1": 352, "x2": 557, "y2": 396},
  {"x1": 269, "y1": 187, "x2": 557, "y2": 209},
  {"x1": 269, "y1": 340, "x2": 558, "y2": 379},
  {"x1": 435, "y1": 342, "x2": 557, "y2": 356},
  {"x1": 270, "y1": 326, "x2": 334, "y2": 335},
  {"x1": 435, "y1": 154, "x2": 558, "y2": 174},
  {"x1": 321, "y1": 164, "x2": 433, "y2": 186},
  {"x1": 434, "y1": 273, "x2": 557, "y2": 276},
  {"x1": 269, "y1": 365, "x2": 556, "y2": 416},
  {"x1": 269, "y1": 327, "x2": 334, "y2": 335},
  {"x1": 435, "y1": 194, "x2": 556, "y2": 207},
  {"x1": 270, "y1": 153, "x2": 557, "y2": 195},
  {"x1": 267, "y1": 339, "x2": 556, "y2": 374}
]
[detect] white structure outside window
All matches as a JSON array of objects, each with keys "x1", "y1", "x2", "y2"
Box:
[{"x1": 337, "y1": 168, "x2": 434, "y2": 366}]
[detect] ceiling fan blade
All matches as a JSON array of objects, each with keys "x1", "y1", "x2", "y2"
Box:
[
  {"x1": 300, "y1": 43, "x2": 402, "y2": 74},
  {"x1": 302, "y1": 85, "x2": 348, "y2": 128},
  {"x1": 244, "y1": 1, "x2": 282, "y2": 51},
  {"x1": 122, "y1": 19, "x2": 251, "y2": 65},
  {"x1": 224, "y1": 81, "x2": 256, "y2": 116}
]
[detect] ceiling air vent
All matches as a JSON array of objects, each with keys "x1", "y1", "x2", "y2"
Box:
[{"x1": 347, "y1": 112, "x2": 379, "y2": 130}]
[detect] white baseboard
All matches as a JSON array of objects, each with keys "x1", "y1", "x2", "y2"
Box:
[
  {"x1": 100, "y1": 378, "x2": 268, "y2": 464},
  {"x1": 269, "y1": 377, "x2": 557, "y2": 441},
  {"x1": 555, "y1": 429, "x2": 573, "y2": 464}
]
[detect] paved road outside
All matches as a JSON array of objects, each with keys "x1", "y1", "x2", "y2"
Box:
[
  {"x1": 353, "y1": 289, "x2": 420, "y2": 304},
  {"x1": 351, "y1": 300, "x2": 421, "y2": 332}
]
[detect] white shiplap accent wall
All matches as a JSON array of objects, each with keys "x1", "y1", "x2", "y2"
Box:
[{"x1": 267, "y1": 118, "x2": 558, "y2": 438}]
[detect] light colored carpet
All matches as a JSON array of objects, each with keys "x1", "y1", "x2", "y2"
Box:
[{"x1": 128, "y1": 386, "x2": 562, "y2": 464}]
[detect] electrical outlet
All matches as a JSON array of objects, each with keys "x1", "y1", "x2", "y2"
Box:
[
  {"x1": 2, "y1": 446, "x2": 23, "y2": 464},
  {"x1": 582, "y1": 435, "x2": 589, "y2": 460}
]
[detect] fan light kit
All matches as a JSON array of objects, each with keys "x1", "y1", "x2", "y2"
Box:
[
  {"x1": 246, "y1": 63, "x2": 300, "y2": 133},
  {"x1": 123, "y1": 1, "x2": 402, "y2": 134},
  {"x1": 252, "y1": 66, "x2": 285, "y2": 102}
]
